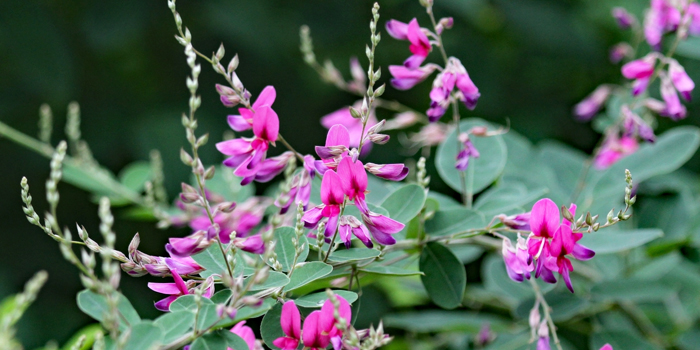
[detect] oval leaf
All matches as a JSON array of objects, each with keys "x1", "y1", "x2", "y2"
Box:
[
  {"x1": 424, "y1": 208, "x2": 485, "y2": 237},
  {"x1": 260, "y1": 302, "x2": 284, "y2": 350},
  {"x1": 76, "y1": 290, "x2": 140, "y2": 330},
  {"x1": 273, "y1": 226, "x2": 308, "y2": 272},
  {"x1": 294, "y1": 290, "x2": 359, "y2": 308},
  {"x1": 154, "y1": 310, "x2": 195, "y2": 344},
  {"x1": 285, "y1": 262, "x2": 333, "y2": 291},
  {"x1": 327, "y1": 248, "x2": 380, "y2": 263},
  {"x1": 419, "y1": 242, "x2": 466, "y2": 309},
  {"x1": 380, "y1": 184, "x2": 427, "y2": 223}
]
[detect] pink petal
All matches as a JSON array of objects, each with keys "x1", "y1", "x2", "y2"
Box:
[
  {"x1": 154, "y1": 295, "x2": 179, "y2": 312},
  {"x1": 302, "y1": 311, "x2": 330, "y2": 348},
  {"x1": 216, "y1": 139, "x2": 253, "y2": 156},
  {"x1": 148, "y1": 282, "x2": 181, "y2": 295},
  {"x1": 529, "y1": 199, "x2": 560, "y2": 239},
  {"x1": 385, "y1": 19, "x2": 409, "y2": 40},
  {"x1": 230, "y1": 322, "x2": 256, "y2": 350},
  {"x1": 252, "y1": 106, "x2": 279, "y2": 143},
  {"x1": 281, "y1": 301, "x2": 301, "y2": 339},
  {"x1": 321, "y1": 171, "x2": 346, "y2": 206},
  {"x1": 253, "y1": 85, "x2": 277, "y2": 110},
  {"x1": 227, "y1": 115, "x2": 253, "y2": 132},
  {"x1": 325, "y1": 124, "x2": 351, "y2": 148}
]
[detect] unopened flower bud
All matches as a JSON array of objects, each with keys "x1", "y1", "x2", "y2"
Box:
[
  {"x1": 349, "y1": 107, "x2": 362, "y2": 119},
  {"x1": 180, "y1": 149, "x2": 194, "y2": 166},
  {"x1": 218, "y1": 201, "x2": 237, "y2": 213},
  {"x1": 180, "y1": 192, "x2": 200, "y2": 204},
  {"x1": 561, "y1": 205, "x2": 574, "y2": 222},
  {"x1": 204, "y1": 166, "x2": 216, "y2": 180},
  {"x1": 369, "y1": 133, "x2": 390, "y2": 144},
  {"x1": 228, "y1": 54, "x2": 239, "y2": 73},
  {"x1": 469, "y1": 126, "x2": 488, "y2": 136}
]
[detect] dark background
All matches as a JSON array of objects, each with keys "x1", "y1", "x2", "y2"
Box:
[{"x1": 1, "y1": 0, "x2": 698, "y2": 347}]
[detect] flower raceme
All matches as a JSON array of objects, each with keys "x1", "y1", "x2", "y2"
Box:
[
  {"x1": 216, "y1": 86, "x2": 291, "y2": 185},
  {"x1": 427, "y1": 57, "x2": 480, "y2": 121},
  {"x1": 503, "y1": 198, "x2": 595, "y2": 293}
]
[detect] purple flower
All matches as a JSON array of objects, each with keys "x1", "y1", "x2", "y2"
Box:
[
  {"x1": 302, "y1": 170, "x2": 345, "y2": 237},
  {"x1": 339, "y1": 215, "x2": 373, "y2": 249},
  {"x1": 498, "y1": 212, "x2": 531, "y2": 231},
  {"x1": 427, "y1": 58, "x2": 480, "y2": 122},
  {"x1": 612, "y1": 7, "x2": 635, "y2": 29},
  {"x1": 386, "y1": 18, "x2": 433, "y2": 69},
  {"x1": 320, "y1": 103, "x2": 377, "y2": 152},
  {"x1": 455, "y1": 133, "x2": 480, "y2": 171},
  {"x1": 609, "y1": 43, "x2": 633, "y2": 64},
  {"x1": 573, "y1": 85, "x2": 612, "y2": 120},
  {"x1": 660, "y1": 74, "x2": 686, "y2": 120},
  {"x1": 621, "y1": 105, "x2": 655, "y2": 143},
  {"x1": 502, "y1": 235, "x2": 534, "y2": 282},
  {"x1": 364, "y1": 162, "x2": 409, "y2": 181},
  {"x1": 644, "y1": 0, "x2": 682, "y2": 49},
  {"x1": 668, "y1": 59, "x2": 695, "y2": 101},
  {"x1": 594, "y1": 134, "x2": 639, "y2": 169},
  {"x1": 388, "y1": 64, "x2": 439, "y2": 90},
  {"x1": 148, "y1": 271, "x2": 213, "y2": 311},
  {"x1": 622, "y1": 54, "x2": 657, "y2": 96},
  {"x1": 536, "y1": 321, "x2": 550, "y2": 350}
]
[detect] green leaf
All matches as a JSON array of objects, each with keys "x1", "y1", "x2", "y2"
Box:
[
  {"x1": 190, "y1": 330, "x2": 249, "y2": 350},
  {"x1": 380, "y1": 184, "x2": 427, "y2": 223},
  {"x1": 448, "y1": 245, "x2": 484, "y2": 264},
  {"x1": 427, "y1": 191, "x2": 461, "y2": 210},
  {"x1": 359, "y1": 265, "x2": 423, "y2": 277},
  {"x1": 191, "y1": 245, "x2": 230, "y2": 278},
  {"x1": 424, "y1": 208, "x2": 485, "y2": 237},
  {"x1": 419, "y1": 242, "x2": 466, "y2": 309},
  {"x1": 676, "y1": 36, "x2": 700, "y2": 60},
  {"x1": 578, "y1": 229, "x2": 663, "y2": 254},
  {"x1": 153, "y1": 310, "x2": 195, "y2": 344},
  {"x1": 231, "y1": 298, "x2": 276, "y2": 323},
  {"x1": 327, "y1": 248, "x2": 381, "y2": 263},
  {"x1": 260, "y1": 302, "x2": 284, "y2": 350},
  {"x1": 273, "y1": 226, "x2": 308, "y2": 272},
  {"x1": 435, "y1": 119, "x2": 507, "y2": 194},
  {"x1": 76, "y1": 290, "x2": 140, "y2": 331},
  {"x1": 591, "y1": 279, "x2": 676, "y2": 302},
  {"x1": 118, "y1": 161, "x2": 152, "y2": 193},
  {"x1": 195, "y1": 303, "x2": 220, "y2": 330},
  {"x1": 285, "y1": 262, "x2": 333, "y2": 291},
  {"x1": 123, "y1": 321, "x2": 163, "y2": 350},
  {"x1": 210, "y1": 289, "x2": 233, "y2": 304},
  {"x1": 244, "y1": 271, "x2": 290, "y2": 291},
  {"x1": 383, "y1": 311, "x2": 510, "y2": 333},
  {"x1": 294, "y1": 290, "x2": 359, "y2": 308},
  {"x1": 61, "y1": 324, "x2": 103, "y2": 350},
  {"x1": 169, "y1": 295, "x2": 213, "y2": 312},
  {"x1": 590, "y1": 330, "x2": 661, "y2": 350}
]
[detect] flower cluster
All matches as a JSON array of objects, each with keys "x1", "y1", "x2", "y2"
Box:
[
  {"x1": 386, "y1": 18, "x2": 480, "y2": 122},
  {"x1": 502, "y1": 198, "x2": 595, "y2": 293},
  {"x1": 303, "y1": 125, "x2": 407, "y2": 247}
]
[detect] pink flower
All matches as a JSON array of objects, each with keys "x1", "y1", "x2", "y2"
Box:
[
  {"x1": 225, "y1": 86, "x2": 276, "y2": 132},
  {"x1": 609, "y1": 43, "x2": 633, "y2": 64},
  {"x1": 668, "y1": 59, "x2": 695, "y2": 101},
  {"x1": 216, "y1": 86, "x2": 283, "y2": 185},
  {"x1": 229, "y1": 321, "x2": 258, "y2": 350},
  {"x1": 688, "y1": 3, "x2": 700, "y2": 36},
  {"x1": 498, "y1": 212, "x2": 531, "y2": 231},
  {"x1": 660, "y1": 74, "x2": 686, "y2": 120},
  {"x1": 388, "y1": 64, "x2": 439, "y2": 90},
  {"x1": 319, "y1": 296, "x2": 352, "y2": 345},
  {"x1": 612, "y1": 7, "x2": 635, "y2": 29},
  {"x1": 594, "y1": 134, "x2": 639, "y2": 169},
  {"x1": 339, "y1": 215, "x2": 373, "y2": 248},
  {"x1": 302, "y1": 311, "x2": 331, "y2": 350},
  {"x1": 600, "y1": 344, "x2": 613, "y2": 350},
  {"x1": 428, "y1": 58, "x2": 479, "y2": 122},
  {"x1": 573, "y1": 85, "x2": 611, "y2": 120},
  {"x1": 621, "y1": 105, "x2": 655, "y2": 143},
  {"x1": 644, "y1": 0, "x2": 682, "y2": 49},
  {"x1": 502, "y1": 235, "x2": 534, "y2": 282},
  {"x1": 273, "y1": 301, "x2": 301, "y2": 350},
  {"x1": 621, "y1": 54, "x2": 658, "y2": 96},
  {"x1": 386, "y1": 18, "x2": 433, "y2": 69},
  {"x1": 455, "y1": 133, "x2": 480, "y2": 171},
  {"x1": 364, "y1": 162, "x2": 409, "y2": 181},
  {"x1": 302, "y1": 170, "x2": 345, "y2": 238},
  {"x1": 148, "y1": 271, "x2": 213, "y2": 311}
]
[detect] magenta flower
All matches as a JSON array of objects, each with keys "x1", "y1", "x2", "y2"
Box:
[
  {"x1": 224, "y1": 86, "x2": 276, "y2": 131},
  {"x1": 660, "y1": 74, "x2": 686, "y2": 120},
  {"x1": 609, "y1": 43, "x2": 633, "y2": 64},
  {"x1": 612, "y1": 7, "x2": 635, "y2": 29},
  {"x1": 302, "y1": 311, "x2": 331, "y2": 350},
  {"x1": 229, "y1": 321, "x2": 259, "y2": 350},
  {"x1": 544, "y1": 223, "x2": 593, "y2": 292},
  {"x1": 386, "y1": 18, "x2": 433, "y2": 69},
  {"x1": 315, "y1": 124, "x2": 352, "y2": 174},
  {"x1": 573, "y1": 85, "x2": 612, "y2": 120},
  {"x1": 320, "y1": 104, "x2": 377, "y2": 150},
  {"x1": 527, "y1": 199, "x2": 564, "y2": 284},
  {"x1": 594, "y1": 134, "x2": 639, "y2": 169},
  {"x1": 302, "y1": 170, "x2": 345, "y2": 238},
  {"x1": 337, "y1": 157, "x2": 405, "y2": 246},
  {"x1": 502, "y1": 235, "x2": 534, "y2": 282},
  {"x1": 273, "y1": 301, "x2": 302, "y2": 350},
  {"x1": 216, "y1": 87, "x2": 282, "y2": 185},
  {"x1": 622, "y1": 105, "x2": 655, "y2": 143},
  {"x1": 645, "y1": 97, "x2": 687, "y2": 120},
  {"x1": 428, "y1": 58, "x2": 480, "y2": 122},
  {"x1": 600, "y1": 344, "x2": 613, "y2": 350},
  {"x1": 689, "y1": 3, "x2": 700, "y2": 36},
  {"x1": 668, "y1": 59, "x2": 695, "y2": 101},
  {"x1": 339, "y1": 215, "x2": 373, "y2": 248},
  {"x1": 455, "y1": 133, "x2": 480, "y2": 171},
  {"x1": 621, "y1": 54, "x2": 657, "y2": 96},
  {"x1": 388, "y1": 64, "x2": 439, "y2": 90},
  {"x1": 644, "y1": 0, "x2": 681, "y2": 49},
  {"x1": 498, "y1": 212, "x2": 531, "y2": 231},
  {"x1": 364, "y1": 162, "x2": 409, "y2": 181},
  {"x1": 148, "y1": 270, "x2": 213, "y2": 311},
  {"x1": 319, "y1": 296, "x2": 352, "y2": 346},
  {"x1": 165, "y1": 229, "x2": 213, "y2": 258}
]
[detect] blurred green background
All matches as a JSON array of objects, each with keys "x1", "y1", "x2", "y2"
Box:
[{"x1": 1, "y1": 0, "x2": 699, "y2": 348}]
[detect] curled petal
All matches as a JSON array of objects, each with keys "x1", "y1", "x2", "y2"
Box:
[
  {"x1": 321, "y1": 171, "x2": 346, "y2": 206},
  {"x1": 572, "y1": 243, "x2": 595, "y2": 261},
  {"x1": 385, "y1": 19, "x2": 409, "y2": 40},
  {"x1": 252, "y1": 106, "x2": 279, "y2": 143},
  {"x1": 302, "y1": 206, "x2": 324, "y2": 228},
  {"x1": 253, "y1": 85, "x2": 277, "y2": 109},
  {"x1": 227, "y1": 114, "x2": 253, "y2": 132},
  {"x1": 154, "y1": 295, "x2": 179, "y2": 312},
  {"x1": 365, "y1": 163, "x2": 409, "y2": 181}
]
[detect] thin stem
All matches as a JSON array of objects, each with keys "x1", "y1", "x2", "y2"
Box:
[{"x1": 529, "y1": 278, "x2": 563, "y2": 350}]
